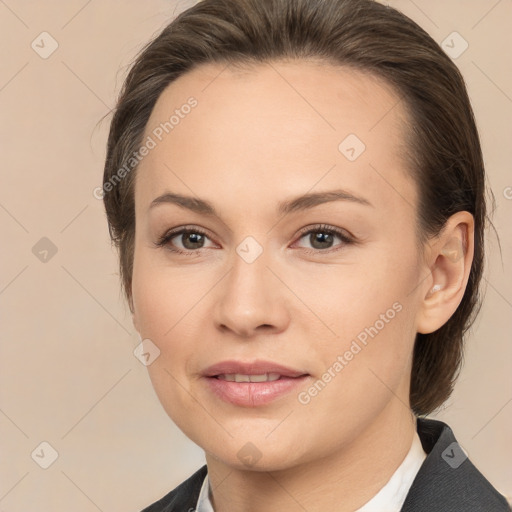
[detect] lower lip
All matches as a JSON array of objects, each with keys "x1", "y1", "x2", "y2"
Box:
[{"x1": 204, "y1": 375, "x2": 309, "y2": 407}]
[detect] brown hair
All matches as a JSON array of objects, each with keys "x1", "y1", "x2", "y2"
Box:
[{"x1": 102, "y1": 0, "x2": 487, "y2": 416}]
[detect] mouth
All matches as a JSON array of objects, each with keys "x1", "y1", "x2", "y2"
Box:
[
  {"x1": 202, "y1": 361, "x2": 310, "y2": 407},
  {"x1": 202, "y1": 360, "x2": 308, "y2": 379},
  {"x1": 214, "y1": 373, "x2": 290, "y2": 382}
]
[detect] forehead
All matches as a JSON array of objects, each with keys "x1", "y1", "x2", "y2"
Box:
[{"x1": 136, "y1": 59, "x2": 416, "y2": 217}]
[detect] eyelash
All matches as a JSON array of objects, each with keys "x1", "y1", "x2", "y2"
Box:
[{"x1": 155, "y1": 224, "x2": 355, "y2": 256}]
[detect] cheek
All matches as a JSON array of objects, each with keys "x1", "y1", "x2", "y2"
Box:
[
  {"x1": 323, "y1": 298, "x2": 413, "y2": 388},
  {"x1": 132, "y1": 245, "x2": 199, "y2": 337},
  {"x1": 297, "y1": 300, "x2": 416, "y2": 435},
  {"x1": 132, "y1": 280, "x2": 195, "y2": 370},
  {"x1": 131, "y1": 262, "x2": 201, "y2": 427},
  {"x1": 131, "y1": 248, "x2": 217, "y2": 397},
  {"x1": 302, "y1": 246, "x2": 420, "y2": 398},
  {"x1": 310, "y1": 258, "x2": 419, "y2": 347}
]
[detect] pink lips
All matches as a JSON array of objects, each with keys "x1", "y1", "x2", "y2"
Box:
[
  {"x1": 202, "y1": 360, "x2": 310, "y2": 407},
  {"x1": 202, "y1": 360, "x2": 307, "y2": 378}
]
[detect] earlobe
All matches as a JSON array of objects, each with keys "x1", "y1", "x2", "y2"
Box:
[{"x1": 416, "y1": 211, "x2": 475, "y2": 334}]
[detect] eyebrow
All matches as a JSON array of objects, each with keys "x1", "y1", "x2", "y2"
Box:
[{"x1": 149, "y1": 189, "x2": 372, "y2": 216}]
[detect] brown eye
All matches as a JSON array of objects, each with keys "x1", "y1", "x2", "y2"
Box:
[
  {"x1": 175, "y1": 231, "x2": 206, "y2": 250},
  {"x1": 155, "y1": 227, "x2": 215, "y2": 254},
  {"x1": 294, "y1": 224, "x2": 354, "y2": 253}
]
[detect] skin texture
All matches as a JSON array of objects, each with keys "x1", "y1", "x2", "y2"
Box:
[{"x1": 131, "y1": 60, "x2": 474, "y2": 511}]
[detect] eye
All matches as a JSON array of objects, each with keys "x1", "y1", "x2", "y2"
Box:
[
  {"x1": 294, "y1": 224, "x2": 354, "y2": 253},
  {"x1": 155, "y1": 226, "x2": 216, "y2": 254}
]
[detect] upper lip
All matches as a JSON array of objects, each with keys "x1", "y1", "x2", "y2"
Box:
[{"x1": 202, "y1": 360, "x2": 308, "y2": 378}]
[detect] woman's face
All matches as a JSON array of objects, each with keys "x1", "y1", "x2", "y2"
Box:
[{"x1": 131, "y1": 61, "x2": 427, "y2": 470}]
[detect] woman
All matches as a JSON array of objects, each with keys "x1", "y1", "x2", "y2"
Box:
[{"x1": 101, "y1": 0, "x2": 510, "y2": 510}]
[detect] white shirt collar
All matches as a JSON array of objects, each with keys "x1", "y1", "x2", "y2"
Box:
[{"x1": 196, "y1": 428, "x2": 426, "y2": 512}]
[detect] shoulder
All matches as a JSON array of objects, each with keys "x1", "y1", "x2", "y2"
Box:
[
  {"x1": 140, "y1": 464, "x2": 207, "y2": 512},
  {"x1": 401, "y1": 417, "x2": 511, "y2": 512}
]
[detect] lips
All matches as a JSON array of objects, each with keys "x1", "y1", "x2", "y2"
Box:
[
  {"x1": 202, "y1": 360, "x2": 310, "y2": 407},
  {"x1": 202, "y1": 360, "x2": 308, "y2": 378}
]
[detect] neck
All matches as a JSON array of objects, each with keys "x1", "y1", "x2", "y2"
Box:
[{"x1": 205, "y1": 400, "x2": 417, "y2": 512}]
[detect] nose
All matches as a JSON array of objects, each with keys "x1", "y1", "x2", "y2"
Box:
[{"x1": 213, "y1": 245, "x2": 290, "y2": 338}]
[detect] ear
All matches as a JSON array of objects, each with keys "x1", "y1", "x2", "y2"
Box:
[{"x1": 416, "y1": 211, "x2": 475, "y2": 334}]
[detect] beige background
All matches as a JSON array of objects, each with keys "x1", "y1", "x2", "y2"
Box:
[{"x1": 1, "y1": 0, "x2": 511, "y2": 510}]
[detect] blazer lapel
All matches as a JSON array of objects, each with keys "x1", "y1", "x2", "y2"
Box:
[
  {"x1": 141, "y1": 465, "x2": 206, "y2": 512},
  {"x1": 400, "y1": 418, "x2": 510, "y2": 511}
]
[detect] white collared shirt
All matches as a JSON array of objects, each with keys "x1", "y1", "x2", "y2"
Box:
[{"x1": 196, "y1": 429, "x2": 426, "y2": 512}]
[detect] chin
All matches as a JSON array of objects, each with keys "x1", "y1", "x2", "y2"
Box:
[
  {"x1": 207, "y1": 448, "x2": 303, "y2": 473},
  {"x1": 200, "y1": 431, "x2": 314, "y2": 472}
]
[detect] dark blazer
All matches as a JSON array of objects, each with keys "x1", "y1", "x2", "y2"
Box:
[{"x1": 141, "y1": 418, "x2": 511, "y2": 511}]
